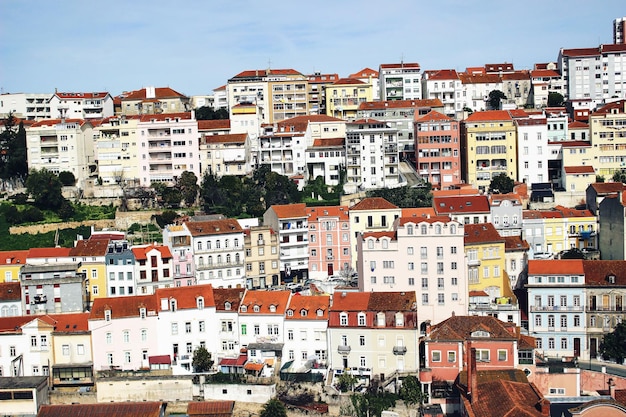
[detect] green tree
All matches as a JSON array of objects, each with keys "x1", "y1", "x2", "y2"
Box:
[
  {"x1": 596, "y1": 175, "x2": 605, "y2": 183},
  {"x1": 350, "y1": 393, "x2": 398, "y2": 417},
  {"x1": 58, "y1": 200, "x2": 75, "y2": 221},
  {"x1": 489, "y1": 173, "x2": 515, "y2": 194},
  {"x1": 366, "y1": 184, "x2": 432, "y2": 208},
  {"x1": 547, "y1": 92, "x2": 565, "y2": 107},
  {"x1": 612, "y1": 169, "x2": 626, "y2": 183},
  {"x1": 398, "y1": 375, "x2": 426, "y2": 409},
  {"x1": 600, "y1": 322, "x2": 626, "y2": 364},
  {"x1": 200, "y1": 172, "x2": 226, "y2": 214},
  {"x1": 336, "y1": 372, "x2": 359, "y2": 392},
  {"x1": 25, "y1": 169, "x2": 65, "y2": 210},
  {"x1": 488, "y1": 90, "x2": 507, "y2": 110},
  {"x1": 58, "y1": 171, "x2": 76, "y2": 186},
  {"x1": 0, "y1": 115, "x2": 28, "y2": 179},
  {"x1": 176, "y1": 171, "x2": 199, "y2": 207},
  {"x1": 195, "y1": 106, "x2": 229, "y2": 120},
  {"x1": 154, "y1": 210, "x2": 179, "y2": 228},
  {"x1": 192, "y1": 346, "x2": 214, "y2": 373},
  {"x1": 259, "y1": 398, "x2": 287, "y2": 417}
]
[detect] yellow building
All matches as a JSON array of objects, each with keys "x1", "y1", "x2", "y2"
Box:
[
  {"x1": 464, "y1": 223, "x2": 512, "y2": 299},
  {"x1": 462, "y1": 110, "x2": 518, "y2": 192},
  {"x1": 589, "y1": 100, "x2": 626, "y2": 178},
  {"x1": 326, "y1": 78, "x2": 373, "y2": 119},
  {"x1": 554, "y1": 205, "x2": 598, "y2": 251},
  {"x1": 69, "y1": 240, "x2": 108, "y2": 302},
  {"x1": 243, "y1": 225, "x2": 280, "y2": 289},
  {"x1": 0, "y1": 250, "x2": 28, "y2": 282}
]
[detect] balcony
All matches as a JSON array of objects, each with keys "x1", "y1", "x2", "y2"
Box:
[
  {"x1": 530, "y1": 305, "x2": 583, "y2": 312},
  {"x1": 467, "y1": 258, "x2": 480, "y2": 266},
  {"x1": 393, "y1": 346, "x2": 407, "y2": 355},
  {"x1": 337, "y1": 345, "x2": 351, "y2": 354}
]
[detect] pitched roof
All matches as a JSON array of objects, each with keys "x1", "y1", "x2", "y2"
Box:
[
  {"x1": 202, "y1": 133, "x2": 246, "y2": 144},
  {"x1": 187, "y1": 401, "x2": 234, "y2": 417},
  {"x1": 594, "y1": 99, "x2": 626, "y2": 116},
  {"x1": 138, "y1": 112, "x2": 192, "y2": 123},
  {"x1": 465, "y1": 110, "x2": 512, "y2": 122},
  {"x1": 380, "y1": 62, "x2": 421, "y2": 69},
  {"x1": 464, "y1": 223, "x2": 503, "y2": 245},
  {"x1": 286, "y1": 295, "x2": 330, "y2": 320},
  {"x1": 558, "y1": 140, "x2": 591, "y2": 148},
  {"x1": 362, "y1": 231, "x2": 396, "y2": 240},
  {"x1": 397, "y1": 215, "x2": 454, "y2": 226},
  {"x1": 349, "y1": 197, "x2": 398, "y2": 211},
  {"x1": 564, "y1": 165, "x2": 595, "y2": 175},
  {"x1": 561, "y1": 47, "x2": 600, "y2": 57},
  {"x1": 331, "y1": 78, "x2": 365, "y2": 85},
  {"x1": 530, "y1": 69, "x2": 561, "y2": 78},
  {"x1": 568, "y1": 120, "x2": 588, "y2": 129},
  {"x1": 306, "y1": 206, "x2": 349, "y2": 221},
  {"x1": 429, "y1": 315, "x2": 517, "y2": 341},
  {"x1": 122, "y1": 87, "x2": 187, "y2": 100},
  {"x1": 400, "y1": 207, "x2": 437, "y2": 218},
  {"x1": 27, "y1": 247, "x2": 71, "y2": 259},
  {"x1": 29, "y1": 118, "x2": 88, "y2": 128},
  {"x1": 38, "y1": 402, "x2": 166, "y2": 417},
  {"x1": 358, "y1": 99, "x2": 443, "y2": 111},
  {"x1": 90, "y1": 295, "x2": 159, "y2": 320},
  {"x1": 269, "y1": 203, "x2": 307, "y2": 219},
  {"x1": 47, "y1": 313, "x2": 90, "y2": 333},
  {"x1": 582, "y1": 260, "x2": 626, "y2": 286},
  {"x1": 311, "y1": 137, "x2": 345, "y2": 147},
  {"x1": 433, "y1": 195, "x2": 490, "y2": 214},
  {"x1": 527, "y1": 259, "x2": 584, "y2": 275},
  {"x1": 330, "y1": 291, "x2": 371, "y2": 311},
  {"x1": 423, "y1": 69, "x2": 459, "y2": 80},
  {"x1": 503, "y1": 236, "x2": 529, "y2": 252},
  {"x1": 185, "y1": 219, "x2": 243, "y2": 237},
  {"x1": 232, "y1": 69, "x2": 303, "y2": 78},
  {"x1": 368, "y1": 291, "x2": 416, "y2": 311},
  {"x1": 69, "y1": 239, "x2": 109, "y2": 257},
  {"x1": 0, "y1": 315, "x2": 33, "y2": 333},
  {"x1": 55, "y1": 92, "x2": 109, "y2": 99},
  {"x1": 155, "y1": 284, "x2": 216, "y2": 310},
  {"x1": 0, "y1": 250, "x2": 28, "y2": 265},
  {"x1": 415, "y1": 110, "x2": 455, "y2": 123},
  {"x1": 553, "y1": 205, "x2": 593, "y2": 217},
  {"x1": 0, "y1": 281, "x2": 20, "y2": 301},
  {"x1": 213, "y1": 288, "x2": 245, "y2": 311},
  {"x1": 198, "y1": 119, "x2": 231, "y2": 130},
  {"x1": 589, "y1": 182, "x2": 625, "y2": 194},
  {"x1": 131, "y1": 245, "x2": 172, "y2": 260},
  {"x1": 240, "y1": 290, "x2": 291, "y2": 314},
  {"x1": 349, "y1": 68, "x2": 379, "y2": 78}
]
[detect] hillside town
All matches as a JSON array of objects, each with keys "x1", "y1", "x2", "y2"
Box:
[{"x1": 2, "y1": 15, "x2": 626, "y2": 417}]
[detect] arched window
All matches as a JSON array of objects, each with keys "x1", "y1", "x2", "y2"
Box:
[
  {"x1": 197, "y1": 241, "x2": 203, "y2": 250},
  {"x1": 235, "y1": 253, "x2": 240, "y2": 263},
  {"x1": 450, "y1": 224, "x2": 457, "y2": 234},
  {"x1": 407, "y1": 225, "x2": 414, "y2": 235},
  {"x1": 421, "y1": 225, "x2": 427, "y2": 234},
  {"x1": 226, "y1": 254, "x2": 231, "y2": 264}
]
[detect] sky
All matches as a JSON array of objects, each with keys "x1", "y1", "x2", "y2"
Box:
[{"x1": 0, "y1": 1, "x2": 624, "y2": 97}]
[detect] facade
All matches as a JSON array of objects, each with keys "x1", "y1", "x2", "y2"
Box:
[
  {"x1": 283, "y1": 295, "x2": 330, "y2": 371},
  {"x1": 305, "y1": 137, "x2": 345, "y2": 187},
  {"x1": 530, "y1": 69, "x2": 566, "y2": 109},
  {"x1": 307, "y1": 72, "x2": 339, "y2": 115},
  {"x1": 200, "y1": 133, "x2": 251, "y2": 177},
  {"x1": 258, "y1": 117, "x2": 308, "y2": 185},
  {"x1": 415, "y1": 111, "x2": 461, "y2": 189},
  {"x1": 344, "y1": 119, "x2": 401, "y2": 194},
  {"x1": 501, "y1": 71, "x2": 532, "y2": 108},
  {"x1": 69, "y1": 239, "x2": 108, "y2": 303},
  {"x1": 0, "y1": 92, "x2": 52, "y2": 120},
  {"x1": 462, "y1": 110, "x2": 518, "y2": 191},
  {"x1": 458, "y1": 73, "x2": 503, "y2": 112},
  {"x1": 306, "y1": 206, "x2": 351, "y2": 281},
  {"x1": 49, "y1": 313, "x2": 93, "y2": 388},
  {"x1": 433, "y1": 195, "x2": 491, "y2": 225},
  {"x1": 358, "y1": 216, "x2": 467, "y2": 327},
  {"x1": 131, "y1": 245, "x2": 174, "y2": 295},
  {"x1": 615, "y1": 17, "x2": 626, "y2": 44},
  {"x1": 589, "y1": 100, "x2": 626, "y2": 178},
  {"x1": 213, "y1": 287, "x2": 245, "y2": 361},
  {"x1": 20, "y1": 262, "x2": 87, "y2": 315},
  {"x1": 489, "y1": 194, "x2": 523, "y2": 237},
  {"x1": 503, "y1": 235, "x2": 530, "y2": 290},
  {"x1": 325, "y1": 78, "x2": 372, "y2": 120},
  {"x1": 0, "y1": 281, "x2": 22, "y2": 317},
  {"x1": 379, "y1": 62, "x2": 422, "y2": 101},
  {"x1": 421, "y1": 69, "x2": 463, "y2": 118},
  {"x1": 349, "y1": 68, "x2": 380, "y2": 100},
  {"x1": 120, "y1": 87, "x2": 190, "y2": 115},
  {"x1": 515, "y1": 116, "x2": 549, "y2": 186},
  {"x1": 48, "y1": 92, "x2": 114, "y2": 120},
  {"x1": 243, "y1": 226, "x2": 280, "y2": 289},
  {"x1": 26, "y1": 118, "x2": 96, "y2": 187},
  {"x1": 328, "y1": 291, "x2": 420, "y2": 384},
  {"x1": 263, "y1": 203, "x2": 309, "y2": 283},
  {"x1": 93, "y1": 115, "x2": 141, "y2": 185},
  {"x1": 104, "y1": 240, "x2": 136, "y2": 297},
  {"x1": 136, "y1": 112, "x2": 201, "y2": 186},
  {"x1": 598, "y1": 194, "x2": 626, "y2": 260},
  {"x1": 162, "y1": 224, "x2": 196, "y2": 287},
  {"x1": 0, "y1": 250, "x2": 29, "y2": 283}
]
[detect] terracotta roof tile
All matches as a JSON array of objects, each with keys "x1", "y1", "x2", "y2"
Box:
[
  {"x1": 198, "y1": 119, "x2": 231, "y2": 130},
  {"x1": 433, "y1": 195, "x2": 490, "y2": 214},
  {"x1": 213, "y1": 288, "x2": 245, "y2": 311},
  {"x1": 423, "y1": 69, "x2": 459, "y2": 80},
  {"x1": 286, "y1": 295, "x2": 330, "y2": 320},
  {"x1": 90, "y1": 295, "x2": 159, "y2": 320},
  {"x1": 397, "y1": 216, "x2": 454, "y2": 226},
  {"x1": 29, "y1": 118, "x2": 87, "y2": 128},
  {"x1": 568, "y1": 120, "x2": 588, "y2": 129},
  {"x1": 0, "y1": 250, "x2": 28, "y2": 265},
  {"x1": 232, "y1": 69, "x2": 303, "y2": 78},
  {"x1": 564, "y1": 165, "x2": 595, "y2": 174},
  {"x1": 589, "y1": 182, "x2": 625, "y2": 194},
  {"x1": 464, "y1": 110, "x2": 512, "y2": 122},
  {"x1": 362, "y1": 231, "x2": 396, "y2": 240},
  {"x1": 582, "y1": 260, "x2": 626, "y2": 286},
  {"x1": 38, "y1": 402, "x2": 166, "y2": 417},
  {"x1": 380, "y1": 62, "x2": 420, "y2": 69},
  {"x1": 131, "y1": 245, "x2": 172, "y2": 260},
  {"x1": 503, "y1": 236, "x2": 529, "y2": 251},
  {"x1": 330, "y1": 292, "x2": 371, "y2": 311},
  {"x1": 528, "y1": 259, "x2": 584, "y2": 275},
  {"x1": 464, "y1": 223, "x2": 503, "y2": 245},
  {"x1": 0, "y1": 316, "x2": 34, "y2": 333},
  {"x1": 400, "y1": 207, "x2": 436, "y2": 218},
  {"x1": 269, "y1": 203, "x2": 307, "y2": 219},
  {"x1": 185, "y1": 219, "x2": 243, "y2": 237},
  {"x1": 27, "y1": 247, "x2": 71, "y2": 259},
  {"x1": 561, "y1": 47, "x2": 600, "y2": 57},
  {"x1": 558, "y1": 141, "x2": 591, "y2": 148},
  {"x1": 358, "y1": 99, "x2": 443, "y2": 111},
  {"x1": 240, "y1": 290, "x2": 291, "y2": 314},
  {"x1": 306, "y1": 206, "x2": 349, "y2": 222},
  {"x1": 553, "y1": 205, "x2": 593, "y2": 217},
  {"x1": 122, "y1": 87, "x2": 187, "y2": 100},
  {"x1": 458, "y1": 73, "x2": 501, "y2": 84},
  {"x1": 0, "y1": 282, "x2": 20, "y2": 301},
  {"x1": 429, "y1": 315, "x2": 516, "y2": 341},
  {"x1": 138, "y1": 112, "x2": 192, "y2": 123},
  {"x1": 188, "y1": 401, "x2": 234, "y2": 417},
  {"x1": 414, "y1": 110, "x2": 454, "y2": 123},
  {"x1": 594, "y1": 99, "x2": 626, "y2": 116},
  {"x1": 202, "y1": 133, "x2": 246, "y2": 144},
  {"x1": 349, "y1": 68, "x2": 379, "y2": 78},
  {"x1": 368, "y1": 291, "x2": 416, "y2": 311},
  {"x1": 332, "y1": 78, "x2": 365, "y2": 85},
  {"x1": 349, "y1": 197, "x2": 398, "y2": 211},
  {"x1": 155, "y1": 284, "x2": 216, "y2": 310},
  {"x1": 311, "y1": 137, "x2": 345, "y2": 147},
  {"x1": 69, "y1": 239, "x2": 109, "y2": 257},
  {"x1": 530, "y1": 69, "x2": 561, "y2": 77},
  {"x1": 48, "y1": 312, "x2": 90, "y2": 333}
]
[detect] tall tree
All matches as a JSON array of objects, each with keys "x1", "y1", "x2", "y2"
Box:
[
  {"x1": 176, "y1": 171, "x2": 199, "y2": 207},
  {"x1": 25, "y1": 169, "x2": 65, "y2": 210},
  {"x1": 488, "y1": 90, "x2": 507, "y2": 110},
  {"x1": 489, "y1": 173, "x2": 515, "y2": 194},
  {"x1": 0, "y1": 115, "x2": 28, "y2": 179},
  {"x1": 398, "y1": 375, "x2": 426, "y2": 409},
  {"x1": 192, "y1": 346, "x2": 214, "y2": 372},
  {"x1": 195, "y1": 106, "x2": 229, "y2": 120},
  {"x1": 259, "y1": 399, "x2": 287, "y2": 417},
  {"x1": 366, "y1": 184, "x2": 432, "y2": 208},
  {"x1": 547, "y1": 92, "x2": 565, "y2": 107},
  {"x1": 600, "y1": 322, "x2": 626, "y2": 364}
]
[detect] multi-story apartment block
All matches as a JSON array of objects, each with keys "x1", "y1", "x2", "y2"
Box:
[
  {"x1": 92, "y1": 115, "x2": 141, "y2": 186},
  {"x1": 349, "y1": 68, "x2": 380, "y2": 101},
  {"x1": 553, "y1": 205, "x2": 597, "y2": 251},
  {"x1": 545, "y1": 110, "x2": 569, "y2": 143},
  {"x1": 184, "y1": 219, "x2": 245, "y2": 288},
  {"x1": 589, "y1": 100, "x2": 626, "y2": 178},
  {"x1": 243, "y1": 225, "x2": 280, "y2": 289},
  {"x1": 461, "y1": 110, "x2": 518, "y2": 191},
  {"x1": 199, "y1": 133, "x2": 251, "y2": 177},
  {"x1": 305, "y1": 136, "x2": 345, "y2": 187},
  {"x1": 567, "y1": 120, "x2": 589, "y2": 141},
  {"x1": 615, "y1": 17, "x2": 626, "y2": 44},
  {"x1": 458, "y1": 72, "x2": 503, "y2": 112},
  {"x1": 26, "y1": 118, "x2": 96, "y2": 187},
  {"x1": 489, "y1": 194, "x2": 523, "y2": 237},
  {"x1": 527, "y1": 260, "x2": 587, "y2": 359},
  {"x1": 586, "y1": 181, "x2": 625, "y2": 216},
  {"x1": 357, "y1": 215, "x2": 467, "y2": 326},
  {"x1": 213, "y1": 287, "x2": 245, "y2": 361},
  {"x1": 328, "y1": 291, "x2": 420, "y2": 384},
  {"x1": 259, "y1": 117, "x2": 308, "y2": 186},
  {"x1": 501, "y1": 71, "x2": 532, "y2": 108},
  {"x1": 131, "y1": 245, "x2": 174, "y2": 295},
  {"x1": 379, "y1": 62, "x2": 422, "y2": 101},
  {"x1": 306, "y1": 206, "x2": 351, "y2": 281},
  {"x1": 558, "y1": 45, "x2": 626, "y2": 103},
  {"x1": 325, "y1": 78, "x2": 372, "y2": 120},
  {"x1": 0, "y1": 250, "x2": 28, "y2": 283},
  {"x1": 263, "y1": 203, "x2": 309, "y2": 283},
  {"x1": 558, "y1": 141, "x2": 594, "y2": 190},
  {"x1": 0, "y1": 93, "x2": 52, "y2": 120},
  {"x1": 70, "y1": 239, "x2": 108, "y2": 304},
  {"x1": 415, "y1": 111, "x2": 461, "y2": 189},
  {"x1": 503, "y1": 235, "x2": 529, "y2": 291},
  {"x1": 120, "y1": 87, "x2": 190, "y2": 116},
  {"x1": 515, "y1": 116, "x2": 549, "y2": 186},
  {"x1": 598, "y1": 193, "x2": 626, "y2": 260},
  {"x1": 344, "y1": 119, "x2": 400, "y2": 194},
  {"x1": 421, "y1": 70, "x2": 463, "y2": 119},
  {"x1": 283, "y1": 295, "x2": 330, "y2": 371},
  {"x1": 162, "y1": 224, "x2": 196, "y2": 286},
  {"x1": 348, "y1": 197, "x2": 401, "y2": 269},
  {"x1": 48, "y1": 313, "x2": 93, "y2": 388},
  {"x1": 104, "y1": 240, "x2": 136, "y2": 297},
  {"x1": 137, "y1": 112, "x2": 201, "y2": 186},
  {"x1": 433, "y1": 194, "x2": 491, "y2": 224},
  {"x1": 307, "y1": 72, "x2": 339, "y2": 115},
  {"x1": 48, "y1": 92, "x2": 114, "y2": 120},
  {"x1": 530, "y1": 69, "x2": 566, "y2": 109}
]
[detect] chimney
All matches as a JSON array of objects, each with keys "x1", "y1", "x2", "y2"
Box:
[
  {"x1": 469, "y1": 346, "x2": 478, "y2": 404},
  {"x1": 609, "y1": 377, "x2": 616, "y2": 398}
]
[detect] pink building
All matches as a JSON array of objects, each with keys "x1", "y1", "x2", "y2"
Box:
[
  {"x1": 415, "y1": 111, "x2": 461, "y2": 190},
  {"x1": 306, "y1": 206, "x2": 351, "y2": 280},
  {"x1": 131, "y1": 245, "x2": 174, "y2": 295}
]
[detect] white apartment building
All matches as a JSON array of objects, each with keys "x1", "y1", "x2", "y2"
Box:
[
  {"x1": 515, "y1": 116, "x2": 549, "y2": 186},
  {"x1": 93, "y1": 115, "x2": 141, "y2": 185},
  {"x1": 0, "y1": 93, "x2": 52, "y2": 120},
  {"x1": 199, "y1": 133, "x2": 251, "y2": 178},
  {"x1": 283, "y1": 295, "x2": 330, "y2": 370},
  {"x1": 48, "y1": 92, "x2": 114, "y2": 120},
  {"x1": 421, "y1": 70, "x2": 463, "y2": 119},
  {"x1": 379, "y1": 62, "x2": 422, "y2": 101}
]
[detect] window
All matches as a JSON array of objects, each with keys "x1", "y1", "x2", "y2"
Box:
[
  {"x1": 548, "y1": 338, "x2": 555, "y2": 349},
  {"x1": 438, "y1": 293, "x2": 445, "y2": 304},
  {"x1": 498, "y1": 349, "x2": 507, "y2": 361},
  {"x1": 360, "y1": 335, "x2": 366, "y2": 346},
  {"x1": 288, "y1": 330, "x2": 293, "y2": 340},
  {"x1": 358, "y1": 313, "x2": 366, "y2": 326},
  {"x1": 185, "y1": 322, "x2": 192, "y2": 334},
  {"x1": 340, "y1": 313, "x2": 348, "y2": 326},
  {"x1": 422, "y1": 293, "x2": 429, "y2": 305},
  {"x1": 199, "y1": 321, "x2": 205, "y2": 332},
  {"x1": 448, "y1": 351, "x2": 456, "y2": 363},
  {"x1": 432, "y1": 351, "x2": 441, "y2": 362},
  {"x1": 62, "y1": 345, "x2": 70, "y2": 356},
  {"x1": 123, "y1": 330, "x2": 130, "y2": 343},
  {"x1": 475, "y1": 349, "x2": 490, "y2": 362},
  {"x1": 171, "y1": 322, "x2": 178, "y2": 335}
]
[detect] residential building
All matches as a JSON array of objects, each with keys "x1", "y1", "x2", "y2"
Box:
[
  {"x1": 120, "y1": 87, "x2": 190, "y2": 115},
  {"x1": 433, "y1": 194, "x2": 491, "y2": 225},
  {"x1": 325, "y1": 78, "x2": 372, "y2": 120},
  {"x1": 92, "y1": 115, "x2": 141, "y2": 186},
  {"x1": 503, "y1": 235, "x2": 530, "y2": 290},
  {"x1": 557, "y1": 140, "x2": 593, "y2": 189},
  {"x1": 213, "y1": 85, "x2": 228, "y2": 109},
  {"x1": 586, "y1": 181, "x2": 625, "y2": 216},
  {"x1": 0, "y1": 376, "x2": 49, "y2": 416},
  {"x1": 501, "y1": 71, "x2": 532, "y2": 108},
  {"x1": 48, "y1": 92, "x2": 114, "y2": 120},
  {"x1": 421, "y1": 69, "x2": 463, "y2": 119},
  {"x1": 458, "y1": 72, "x2": 502, "y2": 112},
  {"x1": 258, "y1": 117, "x2": 308, "y2": 186},
  {"x1": 104, "y1": 240, "x2": 136, "y2": 297},
  {"x1": 305, "y1": 136, "x2": 345, "y2": 187},
  {"x1": 283, "y1": 295, "x2": 330, "y2": 371},
  {"x1": 461, "y1": 110, "x2": 518, "y2": 191},
  {"x1": 0, "y1": 92, "x2": 52, "y2": 120},
  {"x1": 199, "y1": 133, "x2": 251, "y2": 177},
  {"x1": 214, "y1": 287, "x2": 245, "y2": 361},
  {"x1": 328, "y1": 291, "x2": 420, "y2": 386},
  {"x1": 38, "y1": 402, "x2": 167, "y2": 417},
  {"x1": 530, "y1": 69, "x2": 566, "y2": 109},
  {"x1": 0, "y1": 281, "x2": 22, "y2": 317},
  {"x1": 0, "y1": 250, "x2": 29, "y2": 282},
  {"x1": 349, "y1": 68, "x2": 380, "y2": 101},
  {"x1": 489, "y1": 194, "x2": 523, "y2": 237},
  {"x1": 307, "y1": 72, "x2": 339, "y2": 115},
  {"x1": 69, "y1": 239, "x2": 108, "y2": 304},
  {"x1": 598, "y1": 193, "x2": 626, "y2": 260},
  {"x1": 49, "y1": 313, "x2": 93, "y2": 388},
  {"x1": 553, "y1": 205, "x2": 597, "y2": 251},
  {"x1": 136, "y1": 112, "x2": 201, "y2": 186},
  {"x1": 243, "y1": 226, "x2": 280, "y2": 289},
  {"x1": 515, "y1": 116, "x2": 549, "y2": 186},
  {"x1": 344, "y1": 118, "x2": 400, "y2": 194},
  {"x1": 526, "y1": 260, "x2": 587, "y2": 359},
  {"x1": 26, "y1": 118, "x2": 96, "y2": 188},
  {"x1": 307, "y1": 206, "x2": 351, "y2": 281},
  {"x1": 379, "y1": 62, "x2": 422, "y2": 101},
  {"x1": 184, "y1": 219, "x2": 245, "y2": 288},
  {"x1": 132, "y1": 245, "x2": 174, "y2": 295},
  {"x1": 348, "y1": 197, "x2": 401, "y2": 269},
  {"x1": 0, "y1": 315, "x2": 57, "y2": 378},
  {"x1": 615, "y1": 17, "x2": 626, "y2": 44},
  {"x1": 589, "y1": 100, "x2": 626, "y2": 178},
  {"x1": 415, "y1": 111, "x2": 461, "y2": 189},
  {"x1": 357, "y1": 215, "x2": 467, "y2": 326}
]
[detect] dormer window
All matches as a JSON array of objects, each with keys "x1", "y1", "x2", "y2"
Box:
[
  {"x1": 139, "y1": 308, "x2": 146, "y2": 319},
  {"x1": 269, "y1": 305, "x2": 276, "y2": 313},
  {"x1": 377, "y1": 312, "x2": 385, "y2": 327},
  {"x1": 358, "y1": 312, "x2": 366, "y2": 326},
  {"x1": 607, "y1": 274, "x2": 616, "y2": 284},
  {"x1": 104, "y1": 309, "x2": 111, "y2": 322},
  {"x1": 253, "y1": 305, "x2": 260, "y2": 313},
  {"x1": 395, "y1": 312, "x2": 404, "y2": 327},
  {"x1": 471, "y1": 330, "x2": 490, "y2": 338},
  {"x1": 197, "y1": 297, "x2": 204, "y2": 310},
  {"x1": 300, "y1": 309, "x2": 308, "y2": 317},
  {"x1": 340, "y1": 312, "x2": 348, "y2": 326},
  {"x1": 287, "y1": 309, "x2": 294, "y2": 317},
  {"x1": 170, "y1": 299, "x2": 177, "y2": 312},
  {"x1": 240, "y1": 305, "x2": 247, "y2": 312},
  {"x1": 317, "y1": 309, "x2": 323, "y2": 317},
  {"x1": 225, "y1": 302, "x2": 232, "y2": 311}
]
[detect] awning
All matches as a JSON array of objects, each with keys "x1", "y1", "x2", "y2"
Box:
[
  {"x1": 244, "y1": 362, "x2": 264, "y2": 372},
  {"x1": 149, "y1": 355, "x2": 171, "y2": 365}
]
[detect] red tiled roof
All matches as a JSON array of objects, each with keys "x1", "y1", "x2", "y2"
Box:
[
  {"x1": 0, "y1": 282, "x2": 20, "y2": 301},
  {"x1": 306, "y1": 206, "x2": 349, "y2": 222},
  {"x1": 464, "y1": 375, "x2": 546, "y2": 417},
  {"x1": 307, "y1": 73, "x2": 339, "y2": 83},
  {"x1": 0, "y1": 250, "x2": 28, "y2": 265},
  {"x1": 501, "y1": 71, "x2": 530, "y2": 81},
  {"x1": 311, "y1": 137, "x2": 344, "y2": 147},
  {"x1": 349, "y1": 68, "x2": 379, "y2": 78},
  {"x1": 29, "y1": 118, "x2": 87, "y2": 128},
  {"x1": 528, "y1": 259, "x2": 584, "y2": 275},
  {"x1": 414, "y1": 110, "x2": 455, "y2": 123},
  {"x1": 464, "y1": 223, "x2": 503, "y2": 245},
  {"x1": 458, "y1": 73, "x2": 501, "y2": 85},
  {"x1": 553, "y1": 205, "x2": 593, "y2": 217},
  {"x1": 27, "y1": 247, "x2": 71, "y2": 259},
  {"x1": 568, "y1": 120, "x2": 588, "y2": 129},
  {"x1": 47, "y1": 313, "x2": 90, "y2": 333},
  {"x1": 202, "y1": 133, "x2": 246, "y2": 144},
  {"x1": 240, "y1": 290, "x2": 291, "y2": 314},
  {"x1": 38, "y1": 402, "x2": 166, "y2": 417},
  {"x1": 400, "y1": 207, "x2": 437, "y2": 218},
  {"x1": 429, "y1": 315, "x2": 517, "y2": 341},
  {"x1": 131, "y1": 245, "x2": 172, "y2": 260},
  {"x1": 358, "y1": 99, "x2": 443, "y2": 111},
  {"x1": 362, "y1": 231, "x2": 396, "y2": 240},
  {"x1": 582, "y1": 260, "x2": 626, "y2": 286},
  {"x1": 397, "y1": 216, "x2": 454, "y2": 226},
  {"x1": 464, "y1": 110, "x2": 512, "y2": 122},
  {"x1": 232, "y1": 69, "x2": 303, "y2": 78},
  {"x1": 423, "y1": 69, "x2": 459, "y2": 80},
  {"x1": 213, "y1": 288, "x2": 245, "y2": 311},
  {"x1": 558, "y1": 140, "x2": 591, "y2": 148},
  {"x1": 185, "y1": 219, "x2": 243, "y2": 237},
  {"x1": 269, "y1": 203, "x2": 307, "y2": 219},
  {"x1": 530, "y1": 69, "x2": 561, "y2": 78},
  {"x1": 380, "y1": 62, "x2": 420, "y2": 69},
  {"x1": 331, "y1": 78, "x2": 365, "y2": 85},
  {"x1": 55, "y1": 92, "x2": 109, "y2": 99},
  {"x1": 349, "y1": 197, "x2": 398, "y2": 211},
  {"x1": 286, "y1": 295, "x2": 330, "y2": 320},
  {"x1": 138, "y1": 112, "x2": 192, "y2": 123},
  {"x1": 188, "y1": 401, "x2": 234, "y2": 417},
  {"x1": 122, "y1": 87, "x2": 187, "y2": 100},
  {"x1": 485, "y1": 63, "x2": 514, "y2": 72},
  {"x1": 330, "y1": 291, "x2": 370, "y2": 311},
  {"x1": 69, "y1": 239, "x2": 109, "y2": 257},
  {"x1": 219, "y1": 354, "x2": 247, "y2": 367},
  {"x1": 594, "y1": 99, "x2": 626, "y2": 116},
  {"x1": 198, "y1": 119, "x2": 231, "y2": 130},
  {"x1": 244, "y1": 362, "x2": 264, "y2": 372},
  {"x1": 149, "y1": 355, "x2": 171, "y2": 365},
  {"x1": 564, "y1": 166, "x2": 595, "y2": 175},
  {"x1": 155, "y1": 284, "x2": 216, "y2": 310},
  {"x1": 561, "y1": 47, "x2": 600, "y2": 57},
  {"x1": 0, "y1": 315, "x2": 34, "y2": 333},
  {"x1": 589, "y1": 182, "x2": 625, "y2": 194},
  {"x1": 504, "y1": 236, "x2": 530, "y2": 251},
  {"x1": 90, "y1": 295, "x2": 159, "y2": 320},
  {"x1": 433, "y1": 195, "x2": 490, "y2": 214},
  {"x1": 469, "y1": 290, "x2": 489, "y2": 297}
]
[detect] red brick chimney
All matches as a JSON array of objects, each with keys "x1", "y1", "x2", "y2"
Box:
[{"x1": 469, "y1": 346, "x2": 478, "y2": 404}]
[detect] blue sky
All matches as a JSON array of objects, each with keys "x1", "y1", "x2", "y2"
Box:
[{"x1": 0, "y1": 1, "x2": 624, "y2": 97}]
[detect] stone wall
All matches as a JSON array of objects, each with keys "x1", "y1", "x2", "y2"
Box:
[{"x1": 9, "y1": 220, "x2": 117, "y2": 235}]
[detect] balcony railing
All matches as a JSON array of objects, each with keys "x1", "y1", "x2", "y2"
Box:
[
  {"x1": 393, "y1": 346, "x2": 407, "y2": 355},
  {"x1": 337, "y1": 345, "x2": 351, "y2": 354}
]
